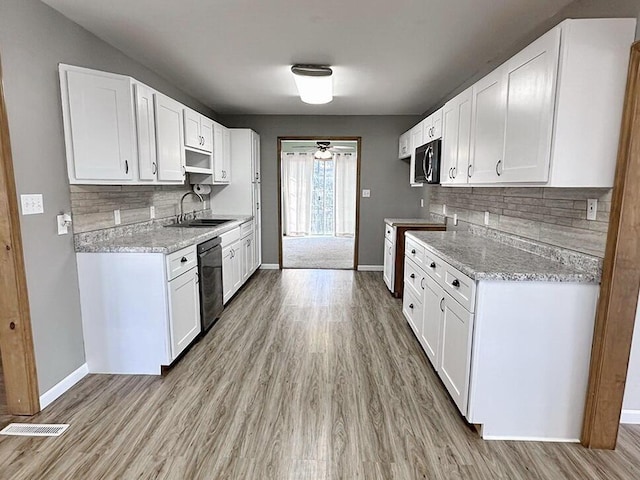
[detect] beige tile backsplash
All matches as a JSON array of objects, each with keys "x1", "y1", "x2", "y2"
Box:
[
  {"x1": 429, "y1": 186, "x2": 612, "y2": 257},
  {"x1": 70, "y1": 185, "x2": 209, "y2": 233}
]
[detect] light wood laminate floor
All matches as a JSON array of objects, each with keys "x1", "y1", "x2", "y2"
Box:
[{"x1": 1, "y1": 270, "x2": 640, "y2": 479}]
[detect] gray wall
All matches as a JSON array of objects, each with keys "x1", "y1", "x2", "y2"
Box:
[
  {"x1": 221, "y1": 115, "x2": 423, "y2": 266},
  {"x1": 0, "y1": 0, "x2": 217, "y2": 393}
]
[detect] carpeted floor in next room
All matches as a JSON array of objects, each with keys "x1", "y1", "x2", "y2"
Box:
[{"x1": 282, "y1": 236, "x2": 355, "y2": 269}]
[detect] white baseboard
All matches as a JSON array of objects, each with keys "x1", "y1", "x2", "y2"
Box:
[
  {"x1": 357, "y1": 265, "x2": 383, "y2": 272},
  {"x1": 481, "y1": 434, "x2": 579, "y2": 443},
  {"x1": 621, "y1": 409, "x2": 640, "y2": 424},
  {"x1": 259, "y1": 264, "x2": 280, "y2": 270},
  {"x1": 39, "y1": 363, "x2": 89, "y2": 410}
]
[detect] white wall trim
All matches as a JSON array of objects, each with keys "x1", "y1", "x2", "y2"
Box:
[
  {"x1": 481, "y1": 435, "x2": 579, "y2": 443},
  {"x1": 259, "y1": 264, "x2": 280, "y2": 270},
  {"x1": 39, "y1": 363, "x2": 89, "y2": 410},
  {"x1": 357, "y1": 265, "x2": 383, "y2": 272},
  {"x1": 621, "y1": 409, "x2": 640, "y2": 424}
]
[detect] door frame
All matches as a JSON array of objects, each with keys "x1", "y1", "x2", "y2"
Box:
[
  {"x1": 0, "y1": 55, "x2": 40, "y2": 415},
  {"x1": 277, "y1": 136, "x2": 362, "y2": 270},
  {"x1": 581, "y1": 41, "x2": 640, "y2": 449}
]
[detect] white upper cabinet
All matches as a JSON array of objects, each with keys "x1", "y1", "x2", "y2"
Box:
[
  {"x1": 469, "y1": 67, "x2": 507, "y2": 184},
  {"x1": 134, "y1": 83, "x2": 158, "y2": 182},
  {"x1": 423, "y1": 108, "x2": 443, "y2": 142},
  {"x1": 183, "y1": 107, "x2": 213, "y2": 153},
  {"x1": 213, "y1": 122, "x2": 231, "y2": 183},
  {"x1": 398, "y1": 130, "x2": 411, "y2": 159},
  {"x1": 441, "y1": 87, "x2": 472, "y2": 185},
  {"x1": 501, "y1": 27, "x2": 560, "y2": 183},
  {"x1": 61, "y1": 66, "x2": 136, "y2": 183},
  {"x1": 155, "y1": 93, "x2": 186, "y2": 182}
]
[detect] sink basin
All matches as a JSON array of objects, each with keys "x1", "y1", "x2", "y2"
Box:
[{"x1": 165, "y1": 218, "x2": 233, "y2": 228}]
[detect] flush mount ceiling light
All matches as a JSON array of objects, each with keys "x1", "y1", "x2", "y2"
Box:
[{"x1": 291, "y1": 65, "x2": 333, "y2": 104}]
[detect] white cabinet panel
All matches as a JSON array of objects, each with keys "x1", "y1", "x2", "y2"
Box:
[
  {"x1": 398, "y1": 130, "x2": 411, "y2": 159},
  {"x1": 501, "y1": 28, "x2": 559, "y2": 183},
  {"x1": 200, "y1": 117, "x2": 214, "y2": 153},
  {"x1": 155, "y1": 94, "x2": 186, "y2": 182},
  {"x1": 469, "y1": 67, "x2": 506, "y2": 184},
  {"x1": 65, "y1": 69, "x2": 135, "y2": 182},
  {"x1": 183, "y1": 108, "x2": 202, "y2": 150},
  {"x1": 439, "y1": 295, "x2": 475, "y2": 416},
  {"x1": 383, "y1": 237, "x2": 394, "y2": 291},
  {"x1": 213, "y1": 122, "x2": 230, "y2": 183},
  {"x1": 134, "y1": 83, "x2": 157, "y2": 181},
  {"x1": 168, "y1": 269, "x2": 201, "y2": 360},
  {"x1": 421, "y1": 274, "x2": 445, "y2": 369}
]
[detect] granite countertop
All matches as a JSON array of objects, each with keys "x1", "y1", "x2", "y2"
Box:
[
  {"x1": 75, "y1": 214, "x2": 253, "y2": 254},
  {"x1": 385, "y1": 218, "x2": 445, "y2": 227},
  {"x1": 406, "y1": 231, "x2": 599, "y2": 283}
]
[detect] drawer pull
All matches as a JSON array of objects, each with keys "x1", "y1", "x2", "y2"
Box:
[
  {"x1": 440, "y1": 298, "x2": 445, "y2": 312},
  {"x1": 180, "y1": 257, "x2": 188, "y2": 263},
  {"x1": 420, "y1": 278, "x2": 425, "y2": 289},
  {"x1": 411, "y1": 249, "x2": 416, "y2": 254},
  {"x1": 409, "y1": 303, "x2": 414, "y2": 309},
  {"x1": 430, "y1": 262, "x2": 436, "y2": 268},
  {"x1": 410, "y1": 273, "x2": 415, "y2": 279},
  {"x1": 452, "y1": 279, "x2": 460, "y2": 288}
]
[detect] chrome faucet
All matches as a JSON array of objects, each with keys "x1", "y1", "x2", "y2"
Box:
[{"x1": 179, "y1": 191, "x2": 204, "y2": 222}]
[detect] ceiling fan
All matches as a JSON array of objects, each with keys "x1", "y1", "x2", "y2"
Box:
[{"x1": 292, "y1": 141, "x2": 353, "y2": 159}]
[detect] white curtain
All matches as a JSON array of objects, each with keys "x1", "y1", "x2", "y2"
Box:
[
  {"x1": 334, "y1": 152, "x2": 357, "y2": 237},
  {"x1": 282, "y1": 152, "x2": 314, "y2": 236}
]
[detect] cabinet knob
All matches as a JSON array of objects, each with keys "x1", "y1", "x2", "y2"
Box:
[
  {"x1": 409, "y1": 303, "x2": 414, "y2": 309},
  {"x1": 411, "y1": 249, "x2": 416, "y2": 254},
  {"x1": 410, "y1": 273, "x2": 415, "y2": 279},
  {"x1": 181, "y1": 257, "x2": 188, "y2": 263},
  {"x1": 452, "y1": 279, "x2": 460, "y2": 288},
  {"x1": 430, "y1": 262, "x2": 436, "y2": 268}
]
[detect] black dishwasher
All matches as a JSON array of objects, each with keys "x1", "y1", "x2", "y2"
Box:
[{"x1": 197, "y1": 237, "x2": 224, "y2": 333}]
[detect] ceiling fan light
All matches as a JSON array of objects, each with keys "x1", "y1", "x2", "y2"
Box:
[
  {"x1": 314, "y1": 149, "x2": 333, "y2": 159},
  {"x1": 291, "y1": 65, "x2": 333, "y2": 104}
]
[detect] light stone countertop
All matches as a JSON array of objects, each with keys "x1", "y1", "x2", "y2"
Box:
[
  {"x1": 75, "y1": 214, "x2": 253, "y2": 254},
  {"x1": 406, "y1": 231, "x2": 600, "y2": 283},
  {"x1": 384, "y1": 218, "x2": 446, "y2": 227}
]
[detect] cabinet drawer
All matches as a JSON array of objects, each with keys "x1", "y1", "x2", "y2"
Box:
[
  {"x1": 405, "y1": 237, "x2": 424, "y2": 266},
  {"x1": 404, "y1": 257, "x2": 424, "y2": 299},
  {"x1": 402, "y1": 287, "x2": 423, "y2": 337},
  {"x1": 443, "y1": 263, "x2": 476, "y2": 312},
  {"x1": 241, "y1": 220, "x2": 254, "y2": 238},
  {"x1": 220, "y1": 226, "x2": 240, "y2": 247},
  {"x1": 385, "y1": 224, "x2": 395, "y2": 241},
  {"x1": 423, "y1": 249, "x2": 445, "y2": 283},
  {"x1": 166, "y1": 245, "x2": 197, "y2": 281}
]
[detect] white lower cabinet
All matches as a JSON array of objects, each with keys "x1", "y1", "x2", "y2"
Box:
[
  {"x1": 221, "y1": 221, "x2": 257, "y2": 304},
  {"x1": 76, "y1": 245, "x2": 201, "y2": 375},
  {"x1": 402, "y1": 236, "x2": 600, "y2": 441},
  {"x1": 383, "y1": 237, "x2": 394, "y2": 291}
]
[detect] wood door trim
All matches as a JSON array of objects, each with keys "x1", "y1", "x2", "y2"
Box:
[
  {"x1": 581, "y1": 41, "x2": 640, "y2": 449},
  {"x1": 277, "y1": 136, "x2": 362, "y2": 270},
  {"x1": 0, "y1": 56, "x2": 40, "y2": 414}
]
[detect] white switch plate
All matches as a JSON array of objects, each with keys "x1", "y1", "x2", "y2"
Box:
[
  {"x1": 484, "y1": 212, "x2": 490, "y2": 225},
  {"x1": 20, "y1": 194, "x2": 44, "y2": 215},
  {"x1": 453, "y1": 213, "x2": 458, "y2": 225},
  {"x1": 57, "y1": 213, "x2": 71, "y2": 235},
  {"x1": 420, "y1": 199, "x2": 424, "y2": 208},
  {"x1": 362, "y1": 189, "x2": 371, "y2": 198},
  {"x1": 150, "y1": 206, "x2": 155, "y2": 219},
  {"x1": 587, "y1": 199, "x2": 598, "y2": 221},
  {"x1": 114, "y1": 209, "x2": 121, "y2": 225},
  {"x1": 442, "y1": 204, "x2": 447, "y2": 215}
]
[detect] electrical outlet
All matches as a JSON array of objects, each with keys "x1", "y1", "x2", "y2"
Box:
[
  {"x1": 114, "y1": 209, "x2": 121, "y2": 225},
  {"x1": 362, "y1": 189, "x2": 371, "y2": 198},
  {"x1": 484, "y1": 212, "x2": 490, "y2": 225},
  {"x1": 20, "y1": 194, "x2": 44, "y2": 215},
  {"x1": 420, "y1": 199, "x2": 424, "y2": 208},
  {"x1": 587, "y1": 199, "x2": 598, "y2": 221},
  {"x1": 442, "y1": 204, "x2": 447, "y2": 215},
  {"x1": 150, "y1": 206, "x2": 156, "y2": 219},
  {"x1": 453, "y1": 214, "x2": 458, "y2": 225}
]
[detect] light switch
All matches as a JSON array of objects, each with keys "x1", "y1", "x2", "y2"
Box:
[
  {"x1": 587, "y1": 199, "x2": 597, "y2": 221},
  {"x1": 362, "y1": 189, "x2": 371, "y2": 198},
  {"x1": 57, "y1": 213, "x2": 72, "y2": 235},
  {"x1": 484, "y1": 212, "x2": 490, "y2": 225},
  {"x1": 20, "y1": 194, "x2": 44, "y2": 215},
  {"x1": 114, "y1": 209, "x2": 121, "y2": 225},
  {"x1": 150, "y1": 206, "x2": 156, "y2": 219}
]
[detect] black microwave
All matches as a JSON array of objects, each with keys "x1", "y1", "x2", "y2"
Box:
[{"x1": 414, "y1": 139, "x2": 441, "y2": 184}]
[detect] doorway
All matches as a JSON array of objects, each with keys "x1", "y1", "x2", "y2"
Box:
[{"x1": 278, "y1": 137, "x2": 361, "y2": 270}]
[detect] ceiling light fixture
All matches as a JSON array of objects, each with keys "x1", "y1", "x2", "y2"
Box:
[
  {"x1": 314, "y1": 149, "x2": 333, "y2": 160},
  {"x1": 291, "y1": 65, "x2": 333, "y2": 104}
]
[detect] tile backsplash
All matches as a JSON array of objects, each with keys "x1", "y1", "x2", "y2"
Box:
[
  {"x1": 70, "y1": 185, "x2": 209, "y2": 233},
  {"x1": 429, "y1": 186, "x2": 611, "y2": 257}
]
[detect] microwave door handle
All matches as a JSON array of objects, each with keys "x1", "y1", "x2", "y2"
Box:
[
  {"x1": 422, "y1": 147, "x2": 429, "y2": 180},
  {"x1": 425, "y1": 146, "x2": 432, "y2": 180}
]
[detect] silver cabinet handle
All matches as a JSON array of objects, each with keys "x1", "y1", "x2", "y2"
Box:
[
  {"x1": 452, "y1": 167, "x2": 456, "y2": 178},
  {"x1": 181, "y1": 165, "x2": 186, "y2": 176},
  {"x1": 496, "y1": 160, "x2": 502, "y2": 176},
  {"x1": 124, "y1": 160, "x2": 129, "y2": 174},
  {"x1": 420, "y1": 278, "x2": 425, "y2": 289},
  {"x1": 440, "y1": 297, "x2": 445, "y2": 312},
  {"x1": 152, "y1": 162, "x2": 157, "y2": 175},
  {"x1": 468, "y1": 164, "x2": 473, "y2": 178}
]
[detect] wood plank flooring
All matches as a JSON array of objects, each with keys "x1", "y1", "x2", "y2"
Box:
[{"x1": 1, "y1": 269, "x2": 640, "y2": 479}]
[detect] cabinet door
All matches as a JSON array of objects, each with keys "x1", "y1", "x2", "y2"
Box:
[
  {"x1": 155, "y1": 94, "x2": 186, "y2": 182},
  {"x1": 431, "y1": 108, "x2": 443, "y2": 140},
  {"x1": 383, "y1": 237, "x2": 394, "y2": 291},
  {"x1": 183, "y1": 108, "x2": 202, "y2": 150},
  {"x1": 439, "y1": 295, "x2": 475, "y2": 416},
  {"x1": 213, "y1": 122, "x2": 227, "y2": 183},
  {"x1": 168, "y1": 269, "x2": 201, "y2": 360},
  {"x1": 252, "y1": 131, "x2": 260, "y2": 183},
  {"x1": 421, "y1": 275, "x2": 445, "y2": 369},
  {"x1": 222, "y1": 245, "x2": 234, "y2": 303},
  {"x1": 200, "y1": 117, "x2": 214, "y2": 153},
  {"x1": 398, "y1": 131, "x2": 410, "y2": 159},
  {"x1": 410, "y1": 123, "x2": 424, "y2": 186},
  {"x1": 441, "y1": 99, "x2": 459, "y2": 185},
  {"x1": 223, "y1": 127, "x2": 232, "y2": 182},
  {"x1": 455, "y1": 88, "x2": 473, "y2": 185},
  {"x1": 501, "y1": 28, "x2": 560, "y2": 183},
  {"x1": 65, "y1": 70, "x2": 135, "y2": 181},
  {"x1": 232, "y1": 243, "x2": 243, "y2": 292},
  {"x1": 134, "y1": 83, "x2": 157, "y2": 181},
  {"x1": 245, "y1": 233, "x2": 255, "y2": 279},
  {"x1": 469, "y1": 67, "x2": 506, "y2": 184},
  {"x1": 253, "y1": 183, "x2": 262, "y2": 267}
]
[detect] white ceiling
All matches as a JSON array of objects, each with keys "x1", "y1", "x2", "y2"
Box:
[{"x1": 42, "y1": 0, "x2": 574, "y2": 115}]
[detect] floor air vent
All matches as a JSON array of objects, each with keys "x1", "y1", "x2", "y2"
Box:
[{"x1": 0, "y1": 423, "x2": 69, "y2": 437}]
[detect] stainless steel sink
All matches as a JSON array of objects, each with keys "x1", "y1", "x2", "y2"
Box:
[{"x1": 165, "y1": 218, "x2": 233, "y2": 228}]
